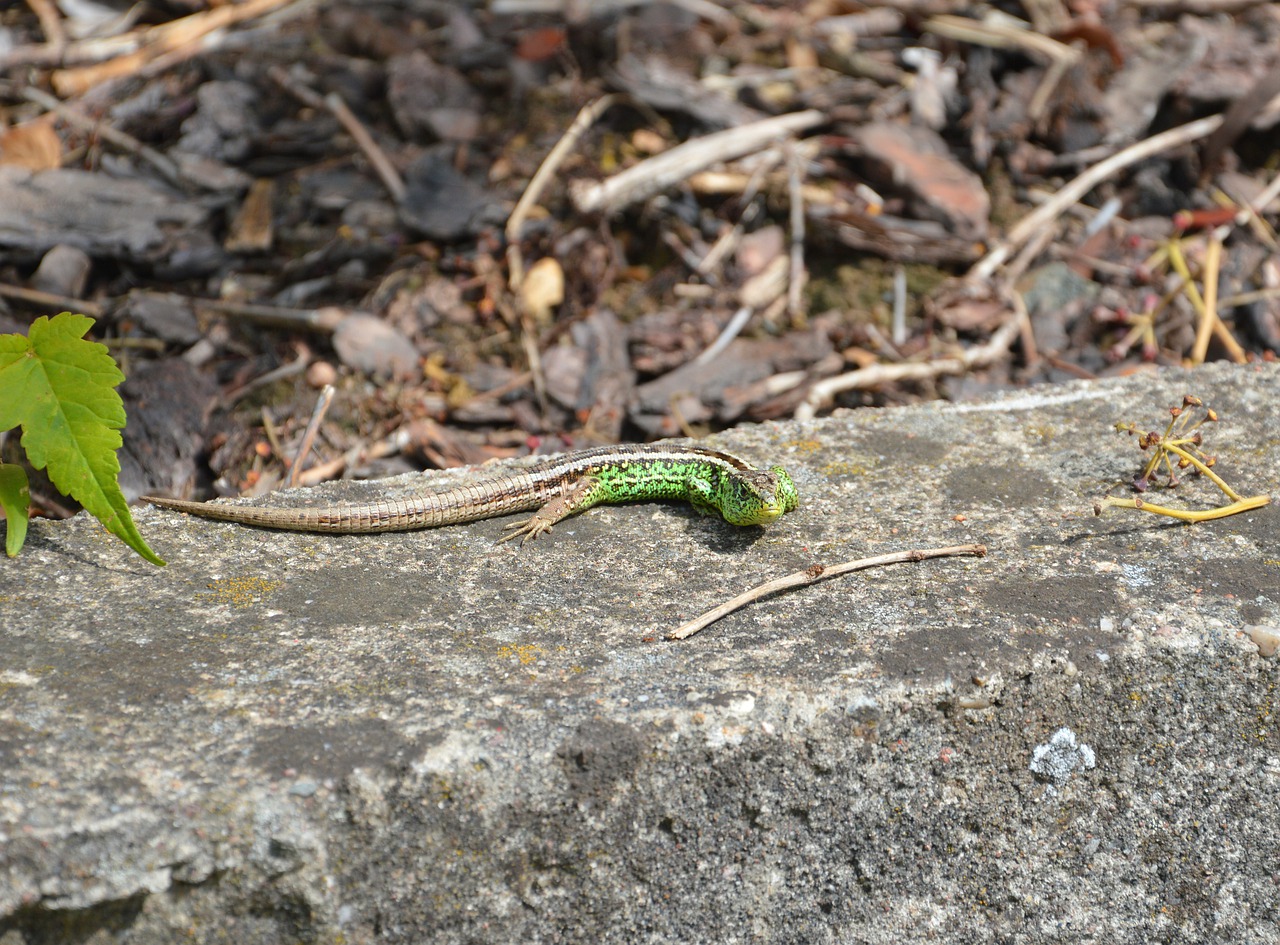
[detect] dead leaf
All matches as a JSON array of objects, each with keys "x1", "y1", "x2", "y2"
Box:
[
  {"x1": 521, "y1": 257, "x2": 565, "y2": 324},
  {"x1": 0, "y1": 119, "x2": 62, "y2": 171}
]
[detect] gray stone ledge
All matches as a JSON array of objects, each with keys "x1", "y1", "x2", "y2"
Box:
[{"x1": 2, "y1": 361, "x2": 1278, "y2": 943}]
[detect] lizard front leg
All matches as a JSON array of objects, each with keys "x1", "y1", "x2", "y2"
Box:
[{"x1": 499, "y1": 476, "x2": 604, "y2": 543}]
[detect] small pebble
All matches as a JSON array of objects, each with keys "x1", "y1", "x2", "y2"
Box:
[
  {"x1": 307, "y1": 360, "x2": 338, "y2": 388},
  {"x1": 1245, "y1": 626, "x2": 1280, "y2": 659}
]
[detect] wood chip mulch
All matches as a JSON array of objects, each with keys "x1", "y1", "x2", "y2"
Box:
[{"x1": 0, "y1": 0, "x2": 1277, "y2": 506}]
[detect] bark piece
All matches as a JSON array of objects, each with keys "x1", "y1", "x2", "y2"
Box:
[
  {"x1": 847, "y1": 122, "x2": 990, "y2": 242},
  {"x1": 119, "y1": 290, "x2": 202, "y2": 346},
  {"x1": 176, "y1": 80, "x2": 261, "y2": 163},
  {"x1": 0, "y1": 166, "x2": 208, "y2": 264},
  {"x1": 386, "y1": 50, "x2": 482, "y2": 143},
  {"x1": 631, "y1": 329, "x2": 832, "y2": 436},
  {"x1": 399, "y1": 151, "x2": 502, "y2": 241},
  {"x1": 119, "y1": 358, "x2": 219, "y2": 501},
  {"x1": 331, "y1": 312, "x2": 421, "y2": 381}
]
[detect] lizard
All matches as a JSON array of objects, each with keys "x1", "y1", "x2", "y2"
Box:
[{"x1": 142, "y1": 443, "x2": 800, "y2": 543}]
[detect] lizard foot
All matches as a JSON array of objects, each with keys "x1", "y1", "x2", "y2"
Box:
[{"x1": 498, "y1": 515, "x2": 555, "y2": 544}]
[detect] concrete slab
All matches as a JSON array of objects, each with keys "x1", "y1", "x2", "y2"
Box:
[{"x1": 2, "y1": 362, "x2": 1277, "y2": 943}]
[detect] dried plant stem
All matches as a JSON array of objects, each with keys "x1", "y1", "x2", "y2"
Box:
[
  {"x1": 51, "y1": 0, "x2": 298, "y2": 96},
  {"x1": 323, "y1": 93, "x2": 406, "y2": 203},
  {"x1": 286, "y1": 385, "x2": 336, "y2": 487},
  {"x1": 571, "y1": 109, "x2": 825, "y2": 215},
  {"x1": 669, "y1": 544, "x2": 987, "y2": 639},
  {"x1": 15, "y1": 84, "x2": 186, "y2": 188},
  {"x1": 1096, "y1": 494, "x2": 1269, "y2": 522},
  {"x1": 1166, "y1": 234, "x2": 1248, "y2": 363},
  {"x1": 506, "y1": 94, "x2": 621, "y2": 290},
  {"x1": 970, "y1": 114, "x2": 1224, "y2": 282},
  {"x1": 786, "y1": 143, "x2": 808, "y2": 324},
  {"x1": 796, "y1": 302, "x2": 1025, "y2": 419},
  {"x1": 1162, "y1": 443, "x2": 1243, "y2": 500},
  {"x1": 268, "y1": 67, "x2": 405, "y2": 202},
  {"x1": 1191, "y1": 234, "x2": 1222, "y2": 364}
]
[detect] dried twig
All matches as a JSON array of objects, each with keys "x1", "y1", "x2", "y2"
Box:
[
  {"x1": 221, "y1": 345, "x2": 311, "y2": 407},
  {"x1": 1191, "y1": 233, "x2": 1222, "y2": 364},
  {"x1": 267, "y1": 67, "x2": 405, "y2": 202},
  {"x1": 694, "y1": 306, "x2": 752, "y2": 366},
  {"x1": 506, "y1": 94, "x2": 621, "y2": 290},
  {"x1": 14, "y1": 83, "x2": 188, "y2": 190},
  {"x1": 924, "y1": 15, "x2": 1078, "y2": 122},
  {"x1": 786, "y1": 143, "x2": 808, "y2": 325},
  {"x1": 25, "y1": 0, "x2": 66, "y2": 52},
  {"x1": 0, "y1": 281, "x2": 103, "y2": 318},
  {"x1": 1165, "y1": 231, "x2": 1247, "y2": 363},
  {"x1": 970, "y1": 115, "x2": 1225, "y2": 283},
  {"x1": 1096, "y1": 395, "x2": 1271, "y2": 523},
  {"x1": 796, "y1": 302, "x2": 1026, "y2": 419},
  {"x1": 570, "y1": 110, "x2": 825, "y2": 215},
  {"x1": 286, "y1": 384, "x2": 336, "y2": 487},
  {"x1": 669, "y1": 544, "x2": 988, "y2": 639},
  {"x1": 50, "y1": 0, "x2": 298, "y2": 96}
]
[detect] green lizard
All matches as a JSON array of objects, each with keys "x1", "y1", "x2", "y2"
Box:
[{"x1": 142, "y1": 443, "x2": 800, "y2": 543}]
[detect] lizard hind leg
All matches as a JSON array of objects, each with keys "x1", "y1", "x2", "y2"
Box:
[{"x1": 498, "y1": 475, "x2": 605, "y2": 544}]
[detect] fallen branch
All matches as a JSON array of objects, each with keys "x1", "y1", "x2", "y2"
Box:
[
  {"x1": 669, "y1": 544, "x2": 987, "y2": 639},
  {"x1": 795, "y1": 301, "x2": 1026, "y2": 420},
  {"x1": 571, "y1": 109, "x2": 825, "y2": 215},
  {"x1": 969, "y1": 114, "x2": 1225, "y2": 282},
  {"x1": 506, "y1": 93, "x2": 621, "y2": 290}
]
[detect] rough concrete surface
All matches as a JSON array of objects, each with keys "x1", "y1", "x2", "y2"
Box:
[{"x1": 2, "y1": 362, "x2": 1278, "y2": 944}]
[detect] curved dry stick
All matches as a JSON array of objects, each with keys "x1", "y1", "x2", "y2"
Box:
[
  {"x1": 796, "y1": 303, "x2": 1025, "y2": 420},
  {"x1": 669, "y1": 544, "x2": 987, "y2": 639},
  {"x1": 969, "y1": 115, "x2": 1225, "y2": 283}
]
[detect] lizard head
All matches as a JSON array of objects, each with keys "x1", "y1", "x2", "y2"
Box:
[{"x1": 720, "y1": 465, "x2": 800, "y2": 526}]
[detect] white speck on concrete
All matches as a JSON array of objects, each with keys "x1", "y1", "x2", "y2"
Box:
[
  {"x1": 1120, "y1": 564, "x2": 1153, "y2": 589},
  {"x1": 1030, "y1": 727, "x2": 1096, "y2": 789}
]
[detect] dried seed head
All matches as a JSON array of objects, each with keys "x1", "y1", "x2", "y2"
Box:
[
  {"x1": 1183, "y1": 394, "x2": 1202, "y2": 407},
  {"x1": 1206, "y1": 409, "x2": 1218, "y2": 422}
]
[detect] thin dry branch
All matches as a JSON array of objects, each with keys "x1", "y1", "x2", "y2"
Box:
[
  {"x1": 506, "y1": 94, "x2": 622, "y2": 290},
  {"x1": 570, "y1": 109, "x2": 825, "y2": 215},
  {"x1": 50, "y1": 0, "x2": 299, "y2": 96},
  {"x1": 267, "y1": 67, "x2": 405, "y2": 202},
  {"x1": 786, "y1": 143, "x2": 808, "y2": 324},
  {"x1": 795, "y1": 302, "x2": 1027, "y2": 420},
  {"x1": 669, "y1": 544, "x2": 988, "y2": 639},
  {"x1": 286, "y1": 384, "x2": 336, "y2": 488},
  {"x1": 15, "y1": 84, "x2": 187, "y2": 189},
  {"x1": 969, "y1": 114, "x2": 1225, "y2": 282}
]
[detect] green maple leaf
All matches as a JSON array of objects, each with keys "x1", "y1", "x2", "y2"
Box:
[{"x1": 0, "y1": 313, "x2": 164, "y2": 565}]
